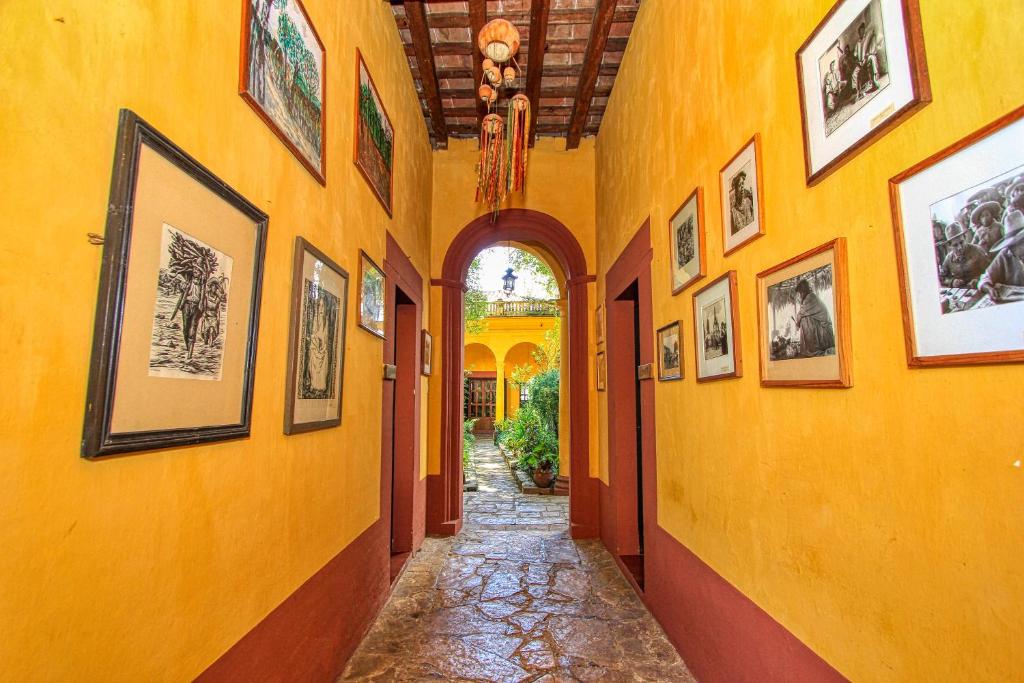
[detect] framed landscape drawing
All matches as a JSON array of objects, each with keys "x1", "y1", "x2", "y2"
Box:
[
  {"x1": 358, "y1": 250, "x2": 386, "y2": 339},
  {"x1": 720, "y1": 136, "x2": 766, "y2": 255},
  {"x1": 422, "y1": 329, "x2": 433, "y2": 376},
  {"x1": 692, "y1": 272, "x2": 742, "y2": 382},
  {"x1": 669, "y1": 188, "x2": 706, "y2": 295},
  {"x1": 797, "y1": 0, "x2": 930, "y2": 185},
  {"x1": 657, "y1": 321, "x2": 683, "y2": 381},
  {"x1": 284, "y1": 238, "x2": 349, "y2": 435},
  {"x1": 240, "y1": 0, "x2": 326, "y2": 184},
  {"x1": 756, "y1": 239, "x2": 852, "y2": 387},
  {"x1": 82, "y1": 110, "x2": 268, "y2": 458},
  {"x1": 595, "y1": 351, "x2": 607, "y2": 391},
  {"x1": 355, "y1": 49, "x2": 395, "y2": 216},
  {"x1": 889, "y1": 105, "x2": 1024, "y2": 367}
]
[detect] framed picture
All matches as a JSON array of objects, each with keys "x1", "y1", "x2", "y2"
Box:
[
  {"x1": 756, "y1": 239, "x2": 852, "y2": 387},
  {"x1": 82, "y1": 110, "x2": 268, "y2": 458},
  {"x1": 240, "y1": 0, "x2": 326, "y2": 184},
  {"x1": 595, "y1": 351, "x2": 607, "y2": 391},
  {"x1": 421, "y1": 329, "x2": 433, "y2": 376},
  {"x1": 720, "y1": 136, "x2": 766, "y2": 255},
  {"x1": 354, "y1": 49, "x2": 395, "y2": 216},
  {"x1": 358, "y1": 250, "x2": 386, "y2": 339},
  {"x1": 797, "y1": 0, "x2": 930, "y2": 185},
  {"x1": 595, "y1": 304, "x2": 606, "y2": 345},
  {"x1": 657, "y1": 321, "x2": 683, "y2": 381},
  {"x1": 889, "y1": 105, "x2": 1024, "y2": 367},
  {"x1": 284, "y1": 238, "x2": 349, "y2": 434},
  {"x1": 669, "y1": 188, "x2": 706, "y2": 295},
  {"x1": 692, "y1": 272, "x2": 743, "y2": 382}
]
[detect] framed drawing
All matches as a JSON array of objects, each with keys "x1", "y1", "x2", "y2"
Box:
[
  {"x1": 657, "y1": 321, "x2": 683, "y2": 381},
  {"x1": 595, "y1": 304, "x2": 606, "y2": 346},
  {"x1": 595, "y1": 351, "x2": 607, "y2": 391},
  {"x1": 692, "y1": 272, "x2": 743, "y2": 382},
  {"x1": 756, "y1": 239, "x2": 852, "y2": 387},
  {"x1": 358, "y1": 250, "x2": 386, "y2": 339},
  {"x1": 422, "y1": 329, "x2": 433, "y2": 376},
  {"x1": 720, "y1": 136, "x2": 766, "y2": 255},
  {"x1": 889, "y1": 105, "x2": 1024, "y2": 367},
  {"x1": 82, "y1": 110, "x2": 268, "y2": 458},
  {"x1": 354, "y1": 49, "x2": 395, "y2": 216},
  {"x1": 240, "y1": 0, "x2": 326, "y2": 184},
  {"x1": 284, "y1": 237, "x2": 349, "y2": 435},
  {"x1": 797, "y1": 0, "x2": 930, "y2": 185},
  {"x1": 669, "y1": 188, "x2": 706, "y2": 295}
]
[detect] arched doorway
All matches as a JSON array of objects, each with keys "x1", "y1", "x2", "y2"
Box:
[{"x1": 430, "y1": 209, "x2": 598, "y2": 539}]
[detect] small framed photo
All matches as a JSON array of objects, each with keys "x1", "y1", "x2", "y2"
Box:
[
  {"x1": 797, "y1": 0, "x2": 930, "y2": 185},
  {"x1": 358, "y1": 250, "x2": 386, "y2": 339},
  {"x1": 657, "y1": 321, "x2": 683, "y2": 381},
  {"x1": 692, "y1": 272, "x2": 743, "y2": 382},
  {"x1": 421, "y1": 329, "x2": 433, "y2": 376},
  {"x1": 82, "y1": 110, "x2": 268, "y2": 458},
  {"x1": 595, "y1": 351, "x2": 607, "y2": 391},
  {"x1": 669, "y1": 188, "x2": 706, "y2": 295},
  {"x1": 354, "y1": 49, "x2": 395, "y2": 216},
  {"x1": 595, "y1": 304, "x2": 606, "y2": 346},
  {"x1": 720, "y1": 136, "x2": 766, "y2": 255},
  {"x1": 889, "y1": 105, "x2": 1024, "y2": 367},
  {"x1": 284, "y1": 238, "x2": 349, "y2": 435},
  {"x1": 756, "y1": 239, "x2": 852, "y2": 387}
]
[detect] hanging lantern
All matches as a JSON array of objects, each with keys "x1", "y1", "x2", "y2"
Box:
[
  {"x1": 476, "y1": 113, "x2": 506, "y2": 212},
  {"x1": 502, "y1": 267, "x2": 518, "y2": 294},
  {"x1": 505, "y1": 94, "x2": 531, "y2": 193},
  {"x1": 477, "y1": 19, "x2": 521, "y2": 63},
  {"x1": 503, "y1": 66, "x2": 516, "y2": 87},
  {"x1": 478, "y1": 84, "x2": 493, "y2": 103},
  {"x1": 486, "y1": 66, "x2": 502, "y2": 85}
]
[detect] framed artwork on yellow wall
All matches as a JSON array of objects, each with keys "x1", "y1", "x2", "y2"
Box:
[
  {"x1": 358, "y1": 250, "x2": 386, "y2": 339},
  {"x1": 656, "y1": 321, "x2": 683, "y2": 381},
  {"x1": 692, "y1": 272, "x2": 743, "y2": 382},
  {"x1": 421, "y1": 329, "x2": 433, "y2": 376},
  {"x1": 797, "y1": 0, "x2": 930, "y2": 185},
  {"x1": 719, "y1": 136, "x2": 766, "y2": 256},
  {"x1": 595, "y1": 351, "x2": 607, "y2": 391},
  {"x1": 595, "y1": 304, "x2": 606, "y2": 346},
  {"x1": 354, "y1": 49, "x2": 395, "y2": 216},
  {"x1": 669, "y1": 188, "x2": 706, "y2": 295}
]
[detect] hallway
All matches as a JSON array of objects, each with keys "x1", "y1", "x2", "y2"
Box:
[{"x1": 464, "y1": 440, "x2": 568, "y2": 531}]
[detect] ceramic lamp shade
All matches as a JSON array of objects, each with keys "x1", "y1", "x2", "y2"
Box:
[{"x1": 477, "y1": 19, "x2": 520, "y2": 63}]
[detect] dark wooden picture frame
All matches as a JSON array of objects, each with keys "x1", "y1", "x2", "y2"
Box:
[
  {"x1": 358, "y1": 250, "x2": 386, "y2": 339},
  {"x1": 796, "y1": 0, "x2": 930, "y2": 185},
  {"x1": 284, "y1": 237, "x2": 349, "y2": 434},
  {"x1": 421, "y1": 329, "x2": 433, "y2": 376},
  {"x1": 656, "y1": 321, "x2": 684, "y2": 381},
  {"x1": 692, "y1": 271, "x2": 743, "y2": 382},
  {"x1": 669, "y1": 187, "x2": 707, "y2": 296},
  {"x1": 720, "y1": 135, "x2": 766, "y2": 256},
  {"x1": 756, "y1": 238, "x2": 853, "y2": 388},
  {"x1": 82, "y1": 109, "x2": 268, "y2": 458},
  {"x1": 354, "y1": 48, "x2": 395, "y2": 217},
  {"x1": 239, "y1": 0, "x2": 327, "y2": 184}
]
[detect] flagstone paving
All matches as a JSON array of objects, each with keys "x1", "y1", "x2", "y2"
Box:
[{"x1": 463, "y1": 441, "x2": 568, "y2": 531}]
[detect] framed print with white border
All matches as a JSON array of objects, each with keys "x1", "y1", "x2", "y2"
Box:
[
  {"x1": 669, "y1": 188, "x2": 706, "y2": 295},
  {"x1": 692, "y1": 271, "x2": 743, "y2": 382},
  {"x1": 657, "y1": 321, "x2": 683, "y2": 381},
  {"x1": 720, "y1": 136, "x2": 766, "y2": 256}
]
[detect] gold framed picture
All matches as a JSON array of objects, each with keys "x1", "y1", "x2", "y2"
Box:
[{"x1": 656, "y1": 321, "x2": 683, "y2": 381}]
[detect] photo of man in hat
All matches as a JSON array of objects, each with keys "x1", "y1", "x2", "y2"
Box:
[
  {"x1": 729, "y1": 169, "x2": 755, "y2": 235},
  {"x1": 938, "y1": 222, "x2": 990, "y2": 288},
  {"x1": 979, "y1": 210, "x2": 1024, "y2": 302}
]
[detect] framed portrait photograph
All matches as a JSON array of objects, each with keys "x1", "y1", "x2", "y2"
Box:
[
  {"x1": 595, "y1": 351, "x2": 607, "y2": 391},
  {"x1": 692, "y1": 272, "x2": 743, "y2": 382},
  {"x1": 82, "y1": 110, "x2": 268, "y2": 458},
  {"x1": 797, "y1": 0, "x2": 930, "y2": 185},
  {"x1": 355, "y1": 49, "x2": 395, "y2": 216},
  {"x1": 284, "y1": 238, "x2": 349, "y2": 435},
  {"x1": 358, "y1": 250, "x2": 386, "y2": 339},
  {"x1": 595, "y1": 304, "x2": 606, "y2": 346},
  {"x1": 657, "y1": 321, "x2": 683, "y2": 381},
  {"x1": 889, "y1": 105, "x2": 1024, "y2": 367},
  {"x1": 720, "y1": 136, "x2": 766, "y2": 255},
  {"x1": 421, "y1": 329, "x2": 433, "y2": 376},
  {"x1": 240, "y1": 0, "x2": 326, "y2": 184},
  {"x1": 669, "y1": 188, "x2": 706, "y2": 295},
  {"x1": 756, "y1": 238, "x2": 852, "y2": 387}
]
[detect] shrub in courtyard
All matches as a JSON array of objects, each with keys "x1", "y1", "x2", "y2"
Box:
[{"x1": 463, "y1": 419, "x2": 476, "y2": 471}]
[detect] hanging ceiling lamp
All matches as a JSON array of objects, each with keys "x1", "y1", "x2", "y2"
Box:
[{"x1": 502, "y1": 267, "x2": 518, "y2": 294}]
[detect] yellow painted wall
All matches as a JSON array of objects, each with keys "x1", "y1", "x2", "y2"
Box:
[
  {"x1": 0, "y1": 2, "x2": 431, "y2": 680},
  {"x1": 464, "y1": 342, "x2": 498, "y2": 372},
  {"x1": 503, "y1": 340, "x2": 543, "y2": 417},
  {"x1": 465, "y1": 318, "x2": 552, "y2": 420},
  {"x1": 596, "y1": 0, "x2": 1024, "y2": 680}
]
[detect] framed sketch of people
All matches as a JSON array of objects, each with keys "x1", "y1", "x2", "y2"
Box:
[
  {"x1": 657, "y1": 321, "x2": 683, "y2": 381},
  {"x1": 692, "y1": 272, "x2": 743, "y2": 382},
  {"x1": 669, "y1": 188, "x2": 706, "y2": 295},
  {"x1": 284, "y1": 238, "x2": 349, "y2": 434},
  {"x1": 890, "y1": 105, "x2": 1024, "y2": 367},
  {"x1": 358, "y1": 250, "x2": 386, "y2": 339},
  {"x1": 719, "y1": 136, "x2": 765, "y2": 255},
  {"x1": 797, "y1": 0, "x2": 930, "y2": 185},
  {"x1": 756, "y1": 239, "x2": 853, "y2": 387},
  {"x1": 82, "y1": 110, "x2": 268, "y2": 458}
]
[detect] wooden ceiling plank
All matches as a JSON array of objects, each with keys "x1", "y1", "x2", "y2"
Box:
[
  {"x1": 565, "y1": 0, "x2": 616, "y2": 149},
  {"x1": 405, "y1": 0, "x2": 449, "y2": 146},
  {"x1": 468, "y1": 0, "x2": 487, "y2": 124},
  {"x1": 525, "y1": 0, "x2": 551, "y2": 148}
]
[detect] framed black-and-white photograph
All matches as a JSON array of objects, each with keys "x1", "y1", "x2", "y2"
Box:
[
  {"x1": 284, "y1": 237, "x2": 348, "y2": 434},
  {"x1": 720, "y1": 136, "x2": 765, "y2": 255},
  {"x1": 757, "y1": 239, "x2": 852, "y2": 387},
  {"x1": 669, "y1": 188, "x2": 706, "y2": 295},
  {"x1": 82, "y1": 110, "x2": 268, "y2": 458},
  {"x1": 358, "y1": 250, "x2": 386, "y2": 339},
  {"x1": 595, "y1": 351, "x2": 607, "y2": 391},
  {"x1": 797, "y1": 0, "x2": 930, "y2": 185},
  {"x1": 890, "y1": 105, "x2": 1024, "y2": 367},
  {"x1": 657, "y1": 321, "x2": 683, "y2": 381},
  {"x1": 421, "y1": 329, "x2": 432, "y2": 376},
  {"x1": 692, "y1": 272, "x2": 742, "y2": 382}
]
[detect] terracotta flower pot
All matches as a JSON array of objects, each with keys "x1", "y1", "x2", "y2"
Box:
[{"x1": 532, "y1": 468, "x2": 554, "y2": 488}]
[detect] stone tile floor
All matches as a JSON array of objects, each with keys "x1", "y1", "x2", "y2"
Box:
[{"x1": 340, "y1": 442, "x2": 696, "y2": 682}]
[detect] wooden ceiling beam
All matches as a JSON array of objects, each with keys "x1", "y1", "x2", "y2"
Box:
[
  {"x1": 404, "y1": 0, "x2": 448, "y2": 147},
  {"x1": 525, "y1": 0, "x2": 551, "y2": 148},
  {"x1": 565, "y1": 0, "x2": 617, "y2": 149},
  {"x1": 468, "y1": 0, "x2": 487, "y2": 126}
]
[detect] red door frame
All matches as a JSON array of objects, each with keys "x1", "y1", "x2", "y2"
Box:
[{"x1": 431, "y1": 209, "x2": 598, "y2": 538}]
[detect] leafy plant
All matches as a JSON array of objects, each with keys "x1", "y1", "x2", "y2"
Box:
[
  {"x1": 462, "y1": 419, "x2": 476, "y2": 471},
  {"x1": 502, "y1": 404, "x2": 558, "y2": 475}
]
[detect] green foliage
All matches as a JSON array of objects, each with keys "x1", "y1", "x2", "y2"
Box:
[
  {"x1": 527, "y1": 369, "x2": 560, "y2": 435},
  {"x1": 359, "y1": 84, "x2": 393, "y2": 169},
  {"x1": 464, "y1": 256, "x2": 489, "y2": 335},
  {"x1": 277, "y1": 11, "x2": 321, "y2": 109},
  {"x1": 509, "y1": 250, "x2": 558, "y2": 298},
  {"x1": 502, "y1": 404, "x2": 559, "y2": 475},
  {"x1": 462, "y1": 419, "x2": 476, "y2": 471}
]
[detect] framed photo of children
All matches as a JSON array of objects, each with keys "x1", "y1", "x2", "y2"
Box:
[
  {"x1": 889, "y1": 105, "x2": 1024, "y2": 367},
  {"x1": 720, "y1": 136, "x2": 765, "y2": 255},
  {"x1": 421, "y1": 329, "x2": 433, "y2": 376},
  {"x1": 354, "y1": 49, "x2": 395, "y2": 216},
  {"x1": 692, "y1": 272, "x2": 743, "y2": 382},
  {"x1": 756, "y1": 239, "x2": 852, "y2": 387},
  {"x1": 284, "y1": 238, "x2": 349, "y2": 435},
  {"x1": 657, "y1": 321, "x2": 683, "y2": 381},
  {"x1": 669, "y1": 188, "x2": 706, "y2": 295},
  {"x1": 797, "y1": 0, "x2": 930, "y2": 185},
  {"x1": 358, "y1": 251, "x2": 386, "y2": 339}
]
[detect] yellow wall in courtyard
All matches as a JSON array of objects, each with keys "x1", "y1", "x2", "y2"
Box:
[
  {"x1": 465, "y1": 316, "x2": 554, "y2": 421},
  {"x1": 596, "y1": 0, "x2": 1024, "y2": 680},
  {"x1": 0, "y1": 2, "x2": 432, "y2": 680}
]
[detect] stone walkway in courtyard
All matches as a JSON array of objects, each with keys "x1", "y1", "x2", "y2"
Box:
[{"x1": 339, "y1": 442, "x2": 695, "y2": 682}]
